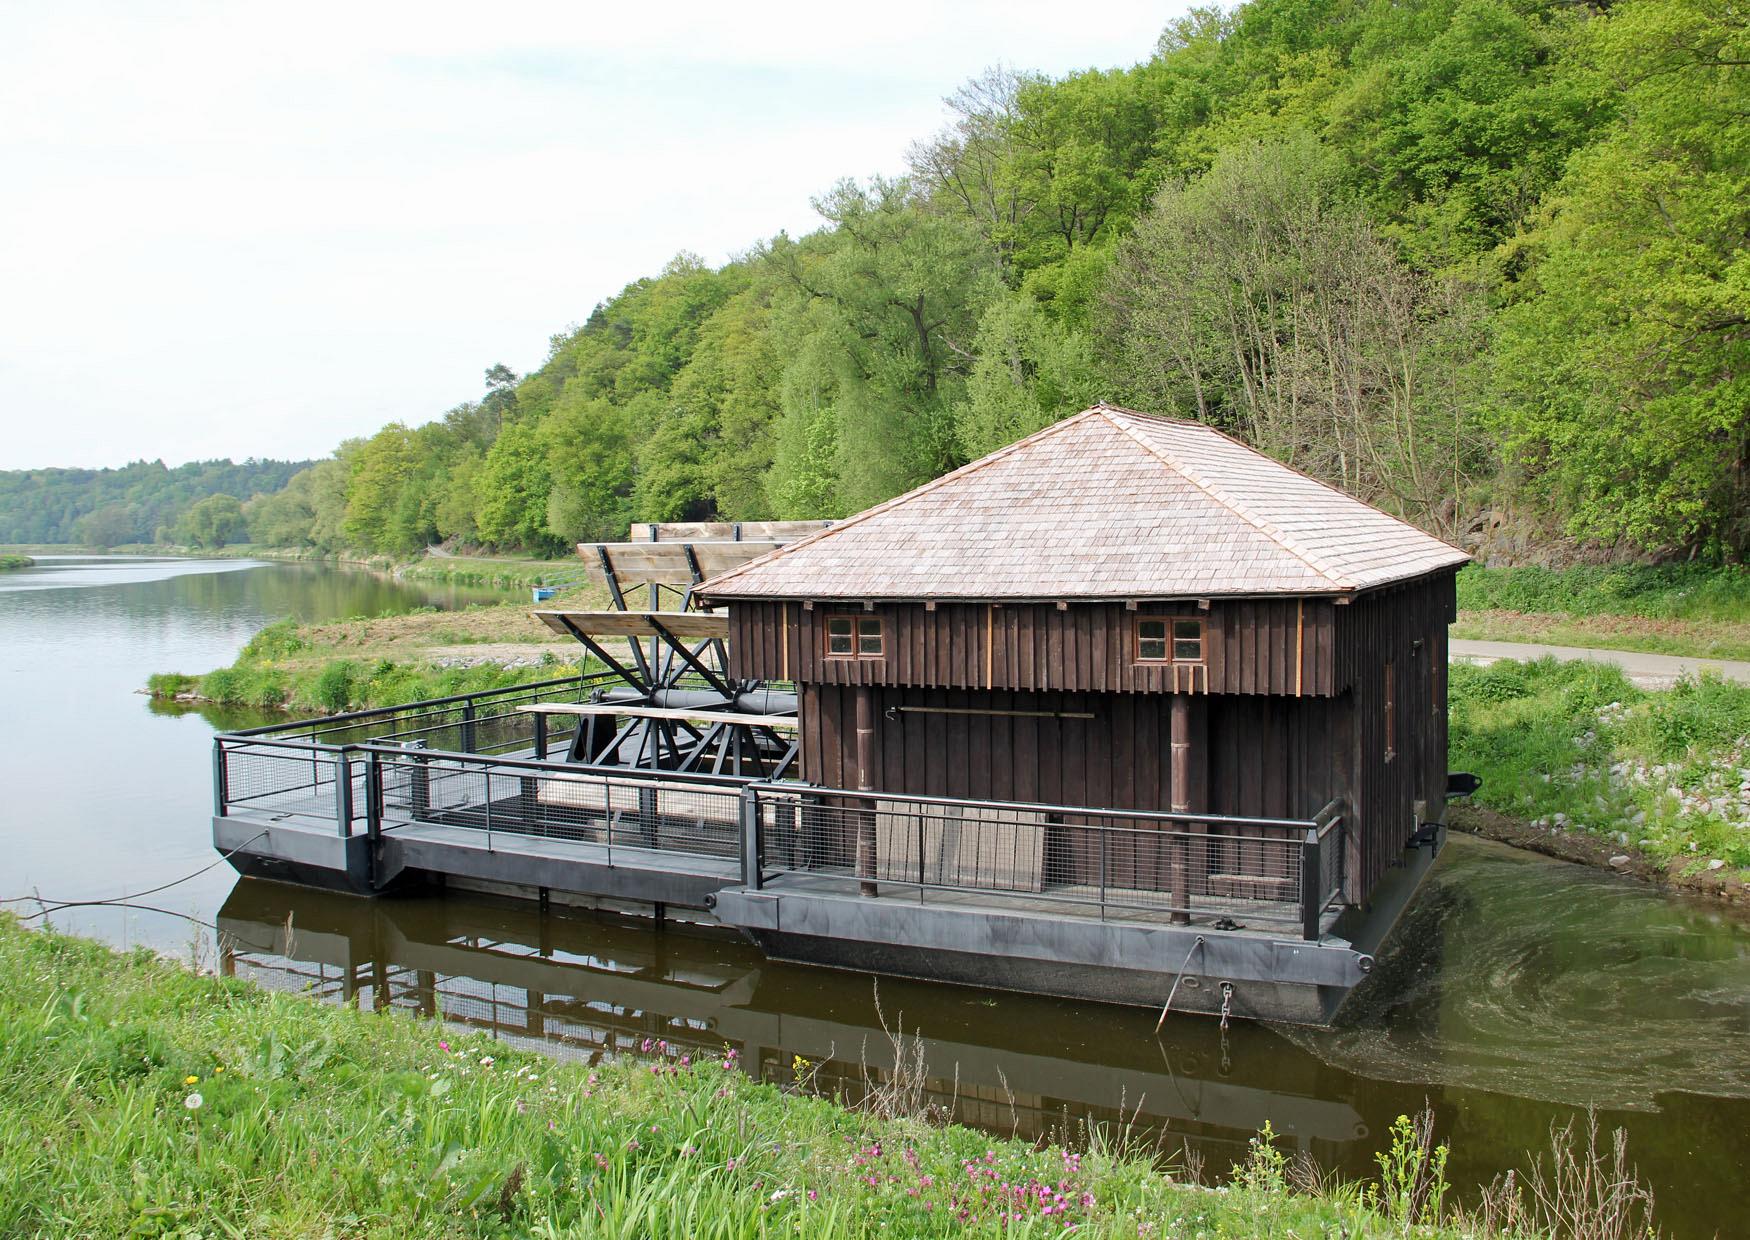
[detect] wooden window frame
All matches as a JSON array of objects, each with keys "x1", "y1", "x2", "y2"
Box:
[
  {"x1": 1384, "y1": 658, "x2": 1397, "y2": 763},
  {"x1": 1135, "y1": 616, "x2": 1204, "y2": 665},
  {"x1": 825, "y1": 613, "x2": 884, "y2": 660}
]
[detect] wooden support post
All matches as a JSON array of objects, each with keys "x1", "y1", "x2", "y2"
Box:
[
  {"x1": 1169, "y1": 695, "x2": 1192, "y2": 924},
  {"x1": 855, "y1": 686, "x2": 878, "y2": 898}
]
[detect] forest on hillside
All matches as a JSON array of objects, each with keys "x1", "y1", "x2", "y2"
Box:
[
  {"x1": 107, "y1": 0, "x2": 1750, "y2": 558},
  {"x1": 0, "y1": 459, "x2": 311, "y2": 547}
]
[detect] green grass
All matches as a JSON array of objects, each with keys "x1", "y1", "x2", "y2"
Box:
[
  {"x1": 1457, "y1": 563, "x2": 1750, "y2": 622},
  {"x1": 1453, "y1": 564, "x2": 1750, "y2": 660},
  {"x1": 0, "y1": 916, "x2": 1535, "y2": 1239},
  {"x1": 1450, "y1": 658, "x2": 1750, "y2": 871},
  {"x1": 0, "y1": 552, "x2": 34, "y2": 570}
]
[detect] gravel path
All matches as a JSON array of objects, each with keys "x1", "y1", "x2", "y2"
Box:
[{"x1": 1450, "y1": 638, "x2": 1750, "y2": 689}]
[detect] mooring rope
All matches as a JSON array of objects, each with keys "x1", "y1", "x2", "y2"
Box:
[
  {"x1": 3, "y1": 830, "x2": 268, "y2": 921},
  {"x1": 1154, "y1": 934, "x2": 1206, "y2": 1034}
]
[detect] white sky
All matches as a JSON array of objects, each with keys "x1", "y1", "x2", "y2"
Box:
[{"x1": 0, "y1": 1, "x2": 1179, "y2": 470}]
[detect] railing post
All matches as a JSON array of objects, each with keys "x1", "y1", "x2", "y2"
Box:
[
  {"x1": 212, "y1": 740, "x2": 229, "y2": 817},
  {"x1": 334, "y1": 750, "x2": 354, "y2": 838},
  {"x1": 533, "y1": 712, "x2": 548, "y2": 761},
  {"x1": 1099, "y1": 824, "x2": 1108, "y2": 922},
  {"x1": 461, "y1": 701, "x2": 477, "y2": 754},
  {"x1": 484, "y1": 768, "x2": 494, "y2": 853},
  {"x1": 410, "y1": 748, "x2": 430, "y2": 821},
  {"x1": 1301, "y1": 827, "x2": 1321, "y2": 941},
  {"x1": 365, "y1": 751, "x2": 383, "y2": 842},
  {"x1": 740, "y1": 785, "x2": 763, "y2": 890}
]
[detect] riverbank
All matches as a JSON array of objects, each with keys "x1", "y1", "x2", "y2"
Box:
[
  {"x1": 0, "y1": 553, "x2": 32, "y2": 570},
  {"x1": 1448, "y1": 657, "x2": 1750, "y2": 905},
  {"x1": 146, "y1": 580, "x2": 607, "y2": 714},
  {"x1": 0, "y1": 915, "x2": 1638, "y2": 1238}
]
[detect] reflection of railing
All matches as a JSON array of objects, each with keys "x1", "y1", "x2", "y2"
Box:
[{"x1": 748, "y1": 787, "x2": 1345, "y2": 937}]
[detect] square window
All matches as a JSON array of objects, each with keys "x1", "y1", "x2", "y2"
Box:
[
  {"x1": 1172, "y1": 619, "x2": 1203, "y2": 662},
  {"x1": 1136, "y1": 618, "x2": 1168, "y2": 662},
  {"x1": 827, "y1": 616, "x2": 854, "y2": 656}
]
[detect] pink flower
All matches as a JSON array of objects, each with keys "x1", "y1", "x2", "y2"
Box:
[{"x1": 437, "y1": 1040, "x2": 449, "y2": 1052}]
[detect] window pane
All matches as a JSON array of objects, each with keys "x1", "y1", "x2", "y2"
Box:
[
  {"x1": 857, "y1": 619, "x2": 883, "y2": 655},
  {"x1": 828, "y1": 635, "x2": 853, "y2": 654},
  {"x1": 827, "y1": 617, "x2": 853, "y2": 655},
  {"x1": 1138, "y1": 619, "x2": 1167, "y2": 641},
  {"x1": 1172, "y1": 619, "x2": 1201, "y2": 640},
  {"x1": 1138, "y1": 638, "x2": 1167, "y2": 661},
  {"x1": 1173, "y1": 640, "x2": 1201, "y2": 660}
]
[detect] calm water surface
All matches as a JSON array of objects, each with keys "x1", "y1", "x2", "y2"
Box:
[{"x1": 2, "y1": 556, "x2": 1746, "y2": 1238}]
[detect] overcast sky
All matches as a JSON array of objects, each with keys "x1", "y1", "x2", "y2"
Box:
[{"x1": 0, "y1": 2, "x2": 1179, "y2": 471}]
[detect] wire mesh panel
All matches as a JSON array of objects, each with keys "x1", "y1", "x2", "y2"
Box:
[
  {"x1": 218, "y1": 740, "x2": 346, "y2": 825},
  {"x1": 760, "y1": 790, "x2": 1312, "y2": 929},
  {"x1": 369, "y1": 750, "x2": 745, "y2": 861}
]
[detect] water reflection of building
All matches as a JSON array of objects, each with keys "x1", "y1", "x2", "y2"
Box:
[{"x1": 217, "y1": 879, "x2": 1367, "y2": 1167}]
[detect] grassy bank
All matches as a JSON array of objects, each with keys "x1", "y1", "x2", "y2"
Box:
[
  {"x1": 0, "y1": 552, "x2": 33, "y2": 570},
  {"x1": 0, "y1": 916, "x2": 1642, "y2": 1238},
  {"x1": 1449, "y1": 658, "x2": 1750, "y2": 889},
  {"x1": 1455, "y1": 564, "x2": 1750, "y2": 660},
  {"x1": 146, "y1": 582, "x2": 602, "y2": 714}
]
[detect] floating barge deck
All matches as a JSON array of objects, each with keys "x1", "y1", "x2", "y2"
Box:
[{"x1": 212, "y1": 672, "x2": 1440, "y2": 1027}]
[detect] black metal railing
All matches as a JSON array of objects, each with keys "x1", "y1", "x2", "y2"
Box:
[
  {"x1": 744, "y1": 786, "x2": 1345, "y2": 936},
  {"x1": 213, "y1": 682, "x2": 1347, "y2": 939}
]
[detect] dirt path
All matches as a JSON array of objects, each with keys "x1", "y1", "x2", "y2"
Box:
[{"x1": 1450, "y1": 638, "x2": 1750, "y2": 688}]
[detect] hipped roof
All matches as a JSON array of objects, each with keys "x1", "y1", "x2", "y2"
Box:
[{"x1": 701, "y1": 406, "x2": 1468, "y2": 602}]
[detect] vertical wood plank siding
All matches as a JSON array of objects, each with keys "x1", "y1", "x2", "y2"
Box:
[
  {"x1": 728, "y1": 599, "x2": 1339, "y2": 696},
  {"x1": 740, "y1": 567, "x2": 1457, "y2": 906}
]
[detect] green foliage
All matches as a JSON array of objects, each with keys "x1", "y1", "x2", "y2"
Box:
[
  {"x1": 0, "y1": 553, "x2": 33, "y2": 570},
  {"x1": 0, "y1": 458, "x2": 309, "y2": 547},
  {"x1": 184, "y1": 0, "x2": 1749, "y2": 562},
  {"x1": 1489, "y1": 0, "x2": 1750, "y2": 554},
  {"x1": 1457, "y1": 563, "x2": 1750, "y2": 621},
  {"x1": 0, "y1": 917, "x2": 1548, "y2": 1239},
  {"x1": 172, "y1": 492, "x2": 247, "y2": 549},
  {"x1": 1450, "y1": 657, "x2": 1750, "y2": 868}
]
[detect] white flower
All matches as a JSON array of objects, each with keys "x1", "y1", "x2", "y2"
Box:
[{"x1": 184, "y1": 1092, "x2": 203, "y2": 1110}]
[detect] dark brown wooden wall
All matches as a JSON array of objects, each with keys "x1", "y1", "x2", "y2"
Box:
[
  {"x1": 739, "y1": 567, "x2": 1459, "y2": 904},
  {"x1": 728, "y1": 599, "x2": 1338, "y2": 697},
  {"x1": 1332, "y1": 571, "x2": 1458, "y2": 898},
  {"x1": 800, "y1": 684, "x2": 1340, "y2": 824}
]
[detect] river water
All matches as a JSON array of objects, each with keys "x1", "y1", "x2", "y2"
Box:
[{"x1": 3, "y1": 555, "x2": 1747, "y2": 1237}]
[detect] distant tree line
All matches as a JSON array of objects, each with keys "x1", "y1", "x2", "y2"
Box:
[
  {"x1": 48, "y1": 0, "x2": 1750, "y2": 560},
  {"x1": 0, "y1": 458, "x2": 311, "y2": 548}
]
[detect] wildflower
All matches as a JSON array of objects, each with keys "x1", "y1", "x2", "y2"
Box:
[
  {"x1": 183, "y1": 1092, "x2": 203, "y2": 1110},
  {"x1": 626, "y1": 1138, "x2": 640, "y2": 1151},
  {"x1": 479, "y1": 1056, "x2": 494, "y2": 1067},
  {"x1": 726, "y1": 1157, "x2": 739, "y2": 1170},
  {"x1": 770, "y1": 1189, "x2": 791, "y2": 1202},
  {"x1": 438, "y1": 1040, "x2": 449, "y2": 1052},
  {"x1": 213, "y1": 1066, "x2": 223, "y2": 1074},
  {"x1": 183, "y1": 1075, "x2": 199, "y2": 1085},
  {"x1": 807, "y1": 1190, "x2": 818, "y2": 1201}
]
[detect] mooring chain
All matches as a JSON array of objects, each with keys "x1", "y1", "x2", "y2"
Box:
[{"x1": 1218, "y1": 981, "x2": 1234, "y2": 1032}]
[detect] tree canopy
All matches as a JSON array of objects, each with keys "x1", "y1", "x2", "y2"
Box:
[{"x1": 107, "y1": 0, "x2": 1750, "y2": 561}]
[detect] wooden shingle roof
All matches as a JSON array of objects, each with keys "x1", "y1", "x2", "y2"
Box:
[{"x1": 701, "y1": 406, "x2": 1468, "y2": 601}]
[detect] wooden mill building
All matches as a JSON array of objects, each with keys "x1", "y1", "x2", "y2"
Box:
[{"x1": 703, "y1": 405, "x2": 1469, "y2": 927}]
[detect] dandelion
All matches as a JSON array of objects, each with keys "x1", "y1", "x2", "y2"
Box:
[
  {"x1": 183, "y1": 1075, "x2": 199, "y2": 1085},
  {"x1": 183, "y1": 1092, "x2": 203, "y2": 1110},
  {"x1": 213, "y1": 1066, "x2": 223, "y2": 1074}
]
